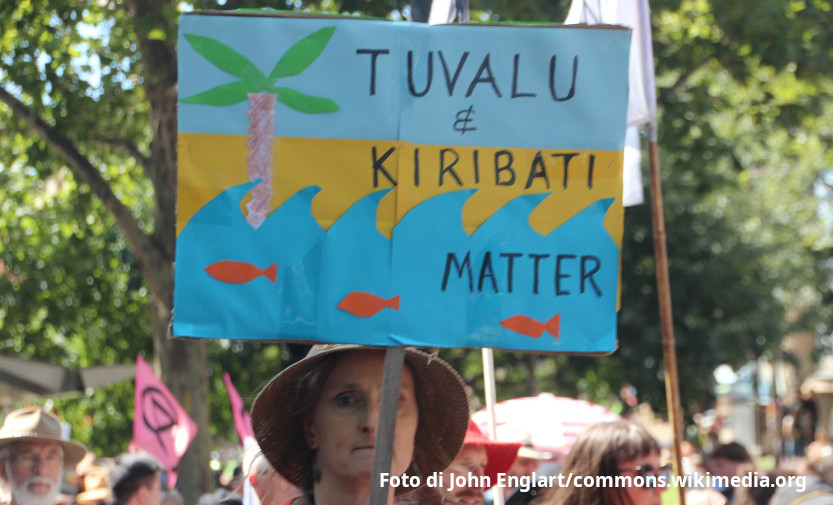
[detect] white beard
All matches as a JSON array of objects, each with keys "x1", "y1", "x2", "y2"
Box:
[{"x1": 5, "y1": 462, "x2": 60, "y2": 505}]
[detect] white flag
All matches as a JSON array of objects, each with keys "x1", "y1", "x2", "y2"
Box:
[
  {"x1": 565, "y1": 0, "x2": 657, "y2": 206},
  {"x1": 428, "y1": 0, "x2": 469, "y2": 24}
]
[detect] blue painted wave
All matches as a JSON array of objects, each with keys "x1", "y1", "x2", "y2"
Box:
[{"x1": 174, "y1": 183, "x2": 618, "y2": 353}]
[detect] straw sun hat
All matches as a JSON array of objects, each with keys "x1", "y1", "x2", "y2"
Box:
[
  {"x1": 251, "y1": 344, "x2": 470, "y2": 495},
  {"x1": 0, "y1": 407, "x2": 87, "y2": 467}
]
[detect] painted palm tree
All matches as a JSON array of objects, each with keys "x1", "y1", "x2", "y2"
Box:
[{"x1": 182, "y1": 27, "x2": 339, "y2": 228}]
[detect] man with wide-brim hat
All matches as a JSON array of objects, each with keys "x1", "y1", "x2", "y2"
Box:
[{"x1": 0, "y1": 407, "x2": 87, "y2": 505}]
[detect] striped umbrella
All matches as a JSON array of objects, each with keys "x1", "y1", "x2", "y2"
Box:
[{"x1": 472, "y1": 392, "x2": 621, "y2": 457}]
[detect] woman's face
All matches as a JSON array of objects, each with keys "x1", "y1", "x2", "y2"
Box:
[
  {"x1": 613, "y1": 451, "x2": 667, "y2": 505},
  {"x1": 304, "y1": 351, "x2": 419, "y2": 486}
]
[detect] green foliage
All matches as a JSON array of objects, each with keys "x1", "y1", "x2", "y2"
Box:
[
  {"x1": 181, "y1": 27, "x2": 340, "y2": 113},
  {"x1": 0, "y1": 167, "x2": 151, "y2": 456},
  {"x1": 204, "y1": 341, "x2": 292, "y2": 442},
  {"x1": 0, "y1": 0, "x2": 153, "y2": 457},
  {"x1": 0, "y1": 169, "x2": 150, "y2": 359}
]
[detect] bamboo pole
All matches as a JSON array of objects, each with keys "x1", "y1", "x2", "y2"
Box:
[{"x1": 648, "y1": 139, "x2": 686, "y2": 505}]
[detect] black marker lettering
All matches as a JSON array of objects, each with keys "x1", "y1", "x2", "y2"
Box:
[
  {"x1": 356, "y1": 49, "x2": 389, "y2": 96},
  {"x1": 549, "y1": 55, "x2": 578, "y2": 101}
]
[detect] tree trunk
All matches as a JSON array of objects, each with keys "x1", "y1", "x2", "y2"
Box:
[
  {"x1": 154, "y1": 300, "x2": 211, "y2": 505},
  {"x1": 126, "y1": 0, "x2": 213, "y2": 502},
  {"x1": 145, "y1": 82, "x2": 213, "y2": 505}
]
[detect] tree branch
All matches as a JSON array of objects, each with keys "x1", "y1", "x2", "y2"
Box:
[
  {"x1": 89, "y1": 134, "x2": 152, "y2": 176},
  {"x1": 659, "y1": 59, "x2": 710, "y2": 104},
  {"x1": 0, "y1": 85, "x2": 164, "y2": 293}
]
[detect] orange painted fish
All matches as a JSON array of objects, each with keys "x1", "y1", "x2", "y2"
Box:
[
  {"x1": 338, "y1": 292, "x2": 400, "y2": 318},
  {"x1": 204, "y1": 260, "x2": 277, "y2": 284},
  {"x1": 500, "y1": 314, "x2": 560, "y2": 339}
]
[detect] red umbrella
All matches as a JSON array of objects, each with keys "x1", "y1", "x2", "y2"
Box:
[{"x1": 472, "y1": 393, "x2": 621, "y2": 457}]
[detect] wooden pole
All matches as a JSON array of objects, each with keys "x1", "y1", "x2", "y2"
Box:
[
  {"x1": 370, "y1": 347, "x2": 406, "y2": 505},
  {"x1": 648, "y1": 139, "x2": 686, "y2": 505}
]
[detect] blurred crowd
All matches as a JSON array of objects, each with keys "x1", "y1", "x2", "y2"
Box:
[{"x1": 2, "y1": 345, "x2": 831, "y2": 505}]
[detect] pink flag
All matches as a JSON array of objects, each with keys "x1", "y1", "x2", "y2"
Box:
[
  {"x1": 132, "y1": 355, "x2": 198, "y2": 487},
  {"x1": 223, "y1": 372, "x2": 255, "y2": 446}
]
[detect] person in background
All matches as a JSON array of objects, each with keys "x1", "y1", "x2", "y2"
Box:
[
  {"x1": 677, "y1": 441, "x2": 730, "y2": 505},
  {"x1": 159, "y1": 489, "x2": 183, "y2": 505},
  {"x1": 488, "y1": 426, "x2": 552, "y2": 505},
  {"x1": 218, "y1": 461, "x2": 244, "y2": 497},
  {"x1": 428, "y1": 420, "x2": 522, "y2": 505},
  {"x1": 0, "y1": 408, "x2": 87, "y2": 505},
  {"x1": 197, "y1": 488, "x2": 242, "y2": 505},
  {"x1": 705, "y1": 442, "x2": 752, "y2": 504},
  {"x1": 794, "y1": 392, "x2": 818, "y2": 457},
  {"x1": 247, "y1": 453, "x2": 299, "y2": 505},
  {"x1": 539, "y1": 421, "x2": 670, "y2": 505},
  {"x1": 71, "y1": 454, "x2": 111, "y2": 505},
  {"x1": 769, "y1": 440, "x2": 833, "y2": 505},
  {"x1": 251, "y1": 344, "x2": 470, "y2": 505},
  {"x1": 109, "y1": 453, "x2": 163, "y2": 505},
  {"x1": 732, "y1": 468, "x2": 786, "y2": 505}
]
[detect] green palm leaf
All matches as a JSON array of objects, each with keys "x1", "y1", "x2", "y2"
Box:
[
  {"x1": 181, "y1": 81, "x2": 255, "y2": 106},
  {"x1": 184, "y1": 34, "x2": 269, "y2": 90},
  {"x1": 274, "y1": 87, "x2": 340, "y2": 114},
  {"x1": 268, "y1": 26, "x2": 336, "y2": 81}
]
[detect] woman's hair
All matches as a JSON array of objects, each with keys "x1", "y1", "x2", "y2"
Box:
[
  {"x1": 709, "y1": 442, "x2": 751, "y2": 463},
  {"x1": 292, "y1": 352, "x2": 344, "y2": 493},
  {"x1": 541, "y1": 421, "x2": 660, "y2": 505}
]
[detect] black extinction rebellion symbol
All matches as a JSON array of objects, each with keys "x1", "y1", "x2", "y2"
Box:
[{"x1": 141, "y1": 386, "x2": 177, "y2": 455}]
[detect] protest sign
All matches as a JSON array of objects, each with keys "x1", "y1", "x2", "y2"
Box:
[{"x1": 174, "y1": 12, "x2": 630, "y2": 354}]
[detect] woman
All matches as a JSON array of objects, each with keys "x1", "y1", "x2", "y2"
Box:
[
  {"x1": 251, "y1": 344, "x2": 470, "y2": 505},
  {"x1": 541, "y1": 421, "x2": 669, "y2": 505}
]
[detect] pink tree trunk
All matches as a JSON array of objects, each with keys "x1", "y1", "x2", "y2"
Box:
[{"x1": 245, "y1": 92, "x2": 277, "y2": 229}]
